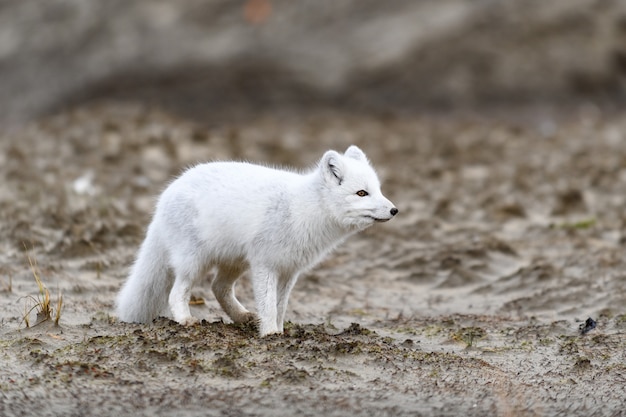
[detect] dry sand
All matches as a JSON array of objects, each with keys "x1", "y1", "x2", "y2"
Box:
[{"x1": 1, "y1": 104, "x2": 625, "y2": 416}]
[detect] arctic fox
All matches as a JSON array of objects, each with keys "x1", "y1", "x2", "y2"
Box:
[{"x1": 116, "y1": 145, "x2": 398, "y2": 336}]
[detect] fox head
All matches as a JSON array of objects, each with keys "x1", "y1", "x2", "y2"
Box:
[{"x1": 319, "y1": 145, "x2": 398, "y2": 230}]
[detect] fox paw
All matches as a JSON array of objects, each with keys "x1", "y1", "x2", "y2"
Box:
[
  {"x1": 259, "y1": 326, "x2": 282, "y2": 338},
  {"x1": 177, "y1": 316, "x2": 199, "y2": 326},
  {"x1": 229, "y1": 311, "x2": 258, "y2": 324},
  {"x1": 239, "y1": 312, "x2": 259, "y2": 324}
]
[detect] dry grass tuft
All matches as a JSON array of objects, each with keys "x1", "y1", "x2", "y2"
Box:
[{"x1": 20, "y1": 250, "x2": 63, "y2": 327}]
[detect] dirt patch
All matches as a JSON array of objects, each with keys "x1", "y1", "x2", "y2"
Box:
[{"x1": 1, "y1": 104, "x2": 625, "y2": 416}]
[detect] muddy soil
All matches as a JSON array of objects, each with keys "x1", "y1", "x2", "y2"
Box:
[{"x1": 1, "y1": 104, "x2": 625, "y2": 416}]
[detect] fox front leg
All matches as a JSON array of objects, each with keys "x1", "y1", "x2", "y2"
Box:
[
  {"x1": 276, "y1": 273, "x2": 299, "y2": 333},
  {"x1": 250, "y1": 267, "x2": 280, "y2": 336}
]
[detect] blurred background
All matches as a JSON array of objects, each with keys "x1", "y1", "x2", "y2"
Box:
[
  {"x1": 1, "y1": 0, "x2": 625, "y2": 127},
  {"x1": 3, "y1": 4, "x2": 626, "y2": 413}
]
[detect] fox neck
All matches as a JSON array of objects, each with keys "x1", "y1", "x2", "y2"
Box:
[{"x1": 294, "y1": 171, "x2": 357, "y2": 244}]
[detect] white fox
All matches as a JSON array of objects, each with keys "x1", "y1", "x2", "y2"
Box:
[{"x1": 116, "y1": 145, "x2": 398, "y2": 336}]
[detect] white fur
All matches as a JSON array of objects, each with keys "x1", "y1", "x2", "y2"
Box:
[{"x1": 116, "y1": 145, "x2": 397, "y2": 336}]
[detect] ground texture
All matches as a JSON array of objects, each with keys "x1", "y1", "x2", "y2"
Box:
[{"x1": 1, "y1": 105, "x2": 625, "y2": 416}]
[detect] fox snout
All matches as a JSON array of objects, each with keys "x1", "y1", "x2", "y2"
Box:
[
  {"x1": 370, "y1": 198, "x2": 398, "y2": 223},
  {"x1": 384, "y1": 197, "x2": 399, "y2": 219},
  {"x1": 374, "y1": 206, "x2": 398, "y2": 222}
]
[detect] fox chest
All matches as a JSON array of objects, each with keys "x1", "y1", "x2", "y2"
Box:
[{"x1": 249, "y1": 225, "x2": 340, "y2": 273}]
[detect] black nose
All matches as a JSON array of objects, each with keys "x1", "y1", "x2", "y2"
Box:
[{"x1": 390, "y1": 208, "x2": 398, "y2": 216}]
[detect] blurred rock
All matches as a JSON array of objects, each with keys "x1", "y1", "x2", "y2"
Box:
[{"x1": 1, "y1": 0, "x2": 625, "y2": 126}]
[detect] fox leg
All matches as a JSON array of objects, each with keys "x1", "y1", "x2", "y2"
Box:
[
  {"x1": 169, "y1": 270, "x2": 199, "y2": 326},
  {"x1": 276, "y1": 273, "x2": 299, "y2": 332},
  {"x1": 250, "y1": 266, "x2": 279, "y2": 336},
  {"x1": 212, "y1": 263, "x2": 256, "y2": 323}
]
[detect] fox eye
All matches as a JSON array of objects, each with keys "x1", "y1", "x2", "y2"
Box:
[{"x1": 356, "y1": 190, "x2": 369, "y2": 197}]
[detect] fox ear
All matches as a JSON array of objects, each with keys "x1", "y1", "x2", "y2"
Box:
[
  {"x1": 321, "y1": 150, "x2": 344, "y2": 185},
  {"x1": 344, "y1": 145, "x2": 368, "y2": 163}
]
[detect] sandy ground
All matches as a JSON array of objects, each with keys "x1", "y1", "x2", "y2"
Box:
[{"x1": 1, "y1": 104, "x2": 625, "y2": 416}]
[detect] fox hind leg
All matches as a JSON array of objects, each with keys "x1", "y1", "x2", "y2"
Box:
[
  {"x1": 169, "y1": 275, "x2": 198, "y2": 325},
  {"x1": 169, "y1": 258, "x2": 205, "y2": 326},
  {"x1": 212, "y1": 263, "x2": 257, "y2": 324}
]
